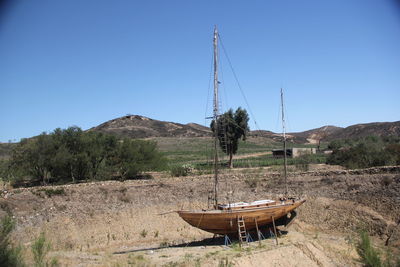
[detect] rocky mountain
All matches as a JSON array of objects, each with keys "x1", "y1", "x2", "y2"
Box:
[
  {"x1": 91, "y1": 115, "x2": 399, "y2": 142},
  {"x1": 325, "y1": 121, "x2": 400, "y2": 141},
  {"x1": 289, "y1": 121, "x2": 400, "y2": 143},
  {"x1": 289, "y1": 126, "x2": 343, "y2": 144},
  {"x1": 90, "y1": 115, "x2": 211, "y2": 138}
]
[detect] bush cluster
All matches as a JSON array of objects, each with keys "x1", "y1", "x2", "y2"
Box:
[
  {"x1": 356, "y1": 231, "x2": 400, "y2": 267},
  {"x1": 0, "y1": 216, "x2": 24, "y2": 267},
  {"x1": 1, "y1": 127, "x2": 166, "y2": 186},
  {"x1": 327, "y1": 136, "x2": 400, "y2": 169},
  {"x1": 295, "y1": 154, "x2": 313, "y2": 171},
  {"x1": 1, "y1": 216, "x2": 59, "y2": 267},
  {"x1": 170, "y1": 164, "x2": 194, "y2": 177}
]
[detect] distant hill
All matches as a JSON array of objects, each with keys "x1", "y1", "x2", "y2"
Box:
[
  {"x1": 250, "y1": 126, "x2": 346, "y2": 144},
  {"x1": 0, "y1": 116, "x2": 398, "y2": 160},
  {"x1": 326, "y1": 121, "x2": 400, "y2": 141},
  {"x1": 289, "y1": 126, "x2": 343, "y2": 144},
  {"x1": 289, "y1": 121, "x2": 400, "y2": 143},
  {"x1": 89, "y1": 115, "x2": 399, "y2": 142},
  {"x1": 248, "y1": 130, "x2": 290, "y2": 143},
  {"x1": 2, "y1": 116, "x2": 397, "y2": 150},
  {"x1": 89, "y1": 115, "x2": 211, "y2": 138}
]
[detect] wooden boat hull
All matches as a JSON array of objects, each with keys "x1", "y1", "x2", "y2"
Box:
[{"x1": 177, "y1": 199, "x2": 305, "y2": 235}]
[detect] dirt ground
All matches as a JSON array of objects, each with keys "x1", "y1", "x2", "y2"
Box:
[{"x1": 1, "y1": 164, "x2": 399, "y2": 266}]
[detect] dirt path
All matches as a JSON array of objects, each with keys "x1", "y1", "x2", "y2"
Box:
[{"x1": 233, "y1": 151, "x2": 271, "y2": 160}]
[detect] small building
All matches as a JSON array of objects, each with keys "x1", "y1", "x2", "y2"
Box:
[{"x1": 272, "y1": 147, "x2": 316, "y2": 158}]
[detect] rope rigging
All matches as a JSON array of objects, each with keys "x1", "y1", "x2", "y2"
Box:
[
  {"x1": 203, "y1": 28, "x2": 264, "y2": 206},
  {"x1": 218, "y1": 33, "x2": 261, "y2": 132}
]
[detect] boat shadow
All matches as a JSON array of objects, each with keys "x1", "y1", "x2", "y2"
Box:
[
  {"x1": 113, "y1": 229, "x2": 288, "y2": 255},
  {"x1": 177, "y1": 228, "x2": 288, "y2": 248}
]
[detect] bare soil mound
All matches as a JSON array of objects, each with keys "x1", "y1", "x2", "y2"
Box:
[{"x1": 1, "y1": 166, "x2": 399, "y2": 266}]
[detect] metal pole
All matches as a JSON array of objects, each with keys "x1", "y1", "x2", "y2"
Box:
[
  {"x1": 213, "y1": 26, "x2": 219, "y2": 208},
  {"x1": 281, "y1": 88, "x2": 288, "y2": 198}
]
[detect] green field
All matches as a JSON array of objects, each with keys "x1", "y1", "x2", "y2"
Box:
[
  {"x1": 150, "y1": 136, "x2": 280, "y2": 164},
  {"x1": 230, "y1": 153, "x2": 327, "y2": 169},
  {"x1": 150, "y1": 136, "x2": 324, "y2": 168}
]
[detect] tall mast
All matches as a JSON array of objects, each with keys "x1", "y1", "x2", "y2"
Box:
[
  {"x1": 281, "y1": 88, "x2": 288, "y2": 198},
  {"x1": 213, "y1": 26, "x2": 219, "y2": 208}
]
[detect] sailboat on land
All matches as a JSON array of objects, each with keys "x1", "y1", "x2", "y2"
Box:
[{"x1": 177, "y1": 27, "x2": 305, "y2": 236}]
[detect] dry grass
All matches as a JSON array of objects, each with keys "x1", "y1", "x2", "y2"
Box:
[{"x1": 1, "y1": 166, "x2": 398, "y2": 266}]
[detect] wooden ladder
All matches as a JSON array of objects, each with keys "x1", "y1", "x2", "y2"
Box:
[{"x1": 237, "y1": 216, "x2": 247, "y2": 245}]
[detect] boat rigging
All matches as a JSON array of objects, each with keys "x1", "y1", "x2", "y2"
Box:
[{"x1": 176, "y1": 26, "x2": 305, "y2": 238}]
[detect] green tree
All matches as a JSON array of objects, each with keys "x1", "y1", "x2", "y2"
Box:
[
  {"x1": 82, "y1": 132, "x2": 117, "y2": 180},
  {"x1": 211, "y1": 107, "x2": 249, "y2": 168},
  {"x1": 110, "y1": 139, "x2": 166, "y2": 180},
  {"x1": 10, "y1": 134, "x2": 55, "y2": 185},
  {"x1": 7, "y1": 127, "x2": 167, "y2": 186},
  {"x1": 52, "y1": 127, "x2": 89, "y2": 182},
  {"x1": 385, "y1": 144, "x2": 400, "y2": 165},
  {"x1": 0, "y1": 159, "x2": 11, "y2": 183}
]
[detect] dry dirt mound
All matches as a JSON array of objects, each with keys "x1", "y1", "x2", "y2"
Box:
[{"x1": 1, "y1": 167, "x2": 399, "y2": 266}]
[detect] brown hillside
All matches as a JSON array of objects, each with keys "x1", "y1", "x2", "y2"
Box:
[
  {"x1": 327, "y1": 121, "x2": 400, "y2": 141},
  {"x1": 90, "y1": 115, "x2": 211, "y2": 138},
  {"x1": 248, "y1": 130, "x2": 299, "y2": 143},
  {"x1": 289, "y1": 126, "x2": 343, "y2": 144},
  {"x1": 89, "y1": 115, "x2": 399, "y2": 142},
  {"x1": 289, "y1": 121, "x2": 400, "y2": 143}
]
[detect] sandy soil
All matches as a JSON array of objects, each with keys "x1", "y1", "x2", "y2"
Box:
[{"x1": 1, "y1": 165, "x2": 399, "y2": 266}]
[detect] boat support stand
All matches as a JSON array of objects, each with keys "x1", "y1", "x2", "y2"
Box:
[{"x1": 224, "y1": 235, "x2": 232, "y2": 246}]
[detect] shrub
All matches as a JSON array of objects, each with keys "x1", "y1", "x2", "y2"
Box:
[
  {"x1": 327, "y1": 136, "x2": 400, "y2": 169},
  {"x1": 170, "y1": 164, "x2": 194, "y2": 177},
  {"x1": 0, "y1": 215, "x2": 25, "y2": 267},
  {"x1": 40, "y1": 188, "x2": 65, "y2": 198},
  {"x1": 0, "y1": 159, "x2": 10, "y2": 182},
  {"x1": 159, "y1": 240, "x2": 169, "y2": 248},
  {"x1": 140, "y1": 229, "x2": 148, "y2": 238},
  {"x1": 218, "y1": 256, "x2": 233, "y2": 267},
  {"x1": 356, "y1": 231, "x2": 381, "y2": 267},
  {"x1": 320, "y1": 177, "x2": 334, "y2": 185},
  {"x1": 110, "y1": 139, "x2": 167, "y2": 180},
  {"x1": 7, "y1": 128, "x2": 166, "y2": 186},
  {"x1": 295, "y1": 154, "x2": 312, "y2": 171},
  {"x1": 32, "y1": 232, "x2": 58, "y2": 267},
  {"x1": 380, "y1": 176, "x2": 392, "y2": 187},
  {"x1": 244, "y1": 177, "x2": 258, "y2": 188}
]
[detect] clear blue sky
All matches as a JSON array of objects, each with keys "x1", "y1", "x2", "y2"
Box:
[{"x1": 1, "y1": 0, "x2": 399, "y2": 142}]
